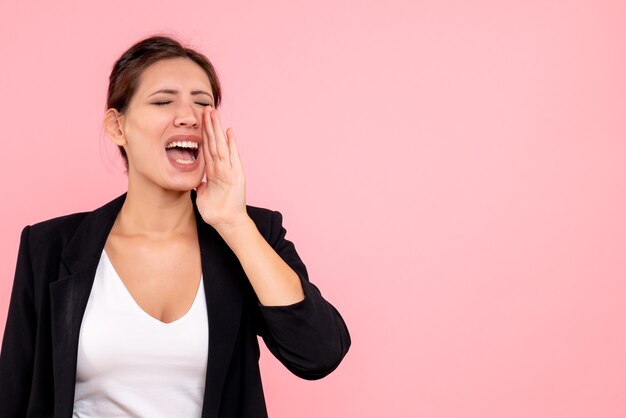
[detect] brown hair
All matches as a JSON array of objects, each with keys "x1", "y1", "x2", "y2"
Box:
[{"x1": 106, "y1": 35, "x2": 222, "y2": 170}]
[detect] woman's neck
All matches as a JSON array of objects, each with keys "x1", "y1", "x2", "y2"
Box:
[{"x1": 114, "y1": 180, "x2": 197, "y2": 239}]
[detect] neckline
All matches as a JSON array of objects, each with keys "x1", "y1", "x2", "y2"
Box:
[{"x1": 102, "y1": 249, "x2": 203, "y2": 326}]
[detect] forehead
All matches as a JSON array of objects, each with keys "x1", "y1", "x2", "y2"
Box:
[{"x1": 136, "y1": 57, "x2": 212, "y2": 94}]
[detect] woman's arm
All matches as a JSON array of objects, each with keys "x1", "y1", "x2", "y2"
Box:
[
  {"x1": 194, "y1": 109, "x2": 350, "y2": 378},
  {"x1": 229, "y1": 210, "x2": 351, "y2": 380},
  {"x1": 214, "y1": 212, "x2": 305, "y2": 307},
  {"x1": 0, "y1": 225, "x2": 36, "y2": 417}
]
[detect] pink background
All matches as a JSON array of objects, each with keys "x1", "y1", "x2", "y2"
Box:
[{"x1": 1, "y1": 1, "x2": 625, "y2": 417}]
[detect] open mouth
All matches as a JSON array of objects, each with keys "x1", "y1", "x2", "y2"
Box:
[{"x1": 165, "y1": 140, "x2": 200, "y2": 165}]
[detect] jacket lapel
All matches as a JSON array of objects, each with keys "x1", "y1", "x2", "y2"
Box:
[
  {"x1": 50, "y1": 190, "x2": 242, "y2": 418},
  {"x1": 194, "y1": 191, "x2": 244, "y2": 418},
  {"x1": 50, "y1": 193, "x2": 125, "y2": 417}
]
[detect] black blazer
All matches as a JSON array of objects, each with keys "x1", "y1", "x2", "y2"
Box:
[{"x1": 0, "y1": 190, "x2": 351, "y2": 418}]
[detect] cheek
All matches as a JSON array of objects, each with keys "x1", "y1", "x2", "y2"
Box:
[{"x1": 126, "y1": 113, "x2": 170, "y2": 149}]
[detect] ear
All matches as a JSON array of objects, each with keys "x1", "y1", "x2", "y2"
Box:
[{"x1": 103, "y1": 108, "x2": 127, "y2": 146}]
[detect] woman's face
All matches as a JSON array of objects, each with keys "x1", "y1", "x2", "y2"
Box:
[{"x1": 116, "y1": 57, "x2": 215, "y2": 192}]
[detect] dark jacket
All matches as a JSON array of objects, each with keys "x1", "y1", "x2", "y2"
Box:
[{"x1": 0, "y1": 190, "x2": 351, "y2": 417}]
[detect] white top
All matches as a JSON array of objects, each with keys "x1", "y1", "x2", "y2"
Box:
[{"x1": 73, "y1": 250, "x2": 208, "y2": 418}]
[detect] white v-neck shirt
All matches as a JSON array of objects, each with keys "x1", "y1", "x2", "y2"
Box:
[{"x1": 73, "y1": 250, "x2": 208, "y2": 418}]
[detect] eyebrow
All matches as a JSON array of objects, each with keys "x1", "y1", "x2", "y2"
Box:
[{"x1": 147, "y1": 89, "x2": 213, "y2": 99}]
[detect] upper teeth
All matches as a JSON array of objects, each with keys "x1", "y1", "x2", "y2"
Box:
[{"x1": 166, "y1": 141, "x2": 199, "y2": 149}]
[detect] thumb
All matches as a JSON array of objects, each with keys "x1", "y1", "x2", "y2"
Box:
[{"x1": 195, "y1": 181, "x2": 207, "y2": 196}]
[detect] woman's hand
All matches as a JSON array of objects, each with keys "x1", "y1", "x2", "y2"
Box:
[
  {"x1": 195, "y1": 107, "x2": 249, "y2": 230},
  {"x1": 195, "y1": 109, "x2": 304, "y2": 306}
]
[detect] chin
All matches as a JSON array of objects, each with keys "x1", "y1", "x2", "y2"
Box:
[
  {"x1": 166, "y1": 178, "x2": 203, "y2": 192},
  {"x1": 167, "y1": 185, "x2": 197, "y2": 193},
  {"x1": 165, "y1": 166, "x2": 205, "y2": 191}
]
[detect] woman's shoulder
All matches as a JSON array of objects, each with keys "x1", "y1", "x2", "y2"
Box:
[
  {"x1": 244, "y1": 204, "x2": 296, "y2": 246},
  {"x1": 24, "y1": 192, "x2": 126, "y2": 243},
  {"x1": 245, "y1": 203, "x2": 293, "y2": 224},
  {"x1": 244, "y1": 204, "x2": 273, "y2": 237},
  {"x1": 25, "y1": 211, "x2": 90, "y2": 243},
  {"x1": 245, "y1": 204, "x2": 274, "y2": 220}
]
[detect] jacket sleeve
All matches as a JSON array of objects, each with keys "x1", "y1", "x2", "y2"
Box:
[
  {"x1": 255, "y1": 210, "x2": 351, "y2": 380},
  {"x1": 0, "y1": 225, "x2": 36, "y2": 417}
]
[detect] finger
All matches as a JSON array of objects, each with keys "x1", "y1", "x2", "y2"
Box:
[
  {"x1": 211, "y1": 110, "x2": 229, "y2": 162},
  {"x1": 195, "y1": 181, "x2": 207, "y2": 195},
  {"x1": 226, "y1": 128, "x2": 242, "y2": 168},
  {"x1": 202, "y1": 109, "x2": 217, "y2": 182},
  {"x1": 202, "y1": 106, "x2": 216, "y2": 166}
]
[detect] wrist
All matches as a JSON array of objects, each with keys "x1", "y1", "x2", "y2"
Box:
[{"x1": 213, "y1": 214, "x2": 255, "y2": 237}]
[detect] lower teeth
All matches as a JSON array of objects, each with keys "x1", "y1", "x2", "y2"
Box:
[{"x1": 175, "y1": 158, "x2": 195, "y2": 165}]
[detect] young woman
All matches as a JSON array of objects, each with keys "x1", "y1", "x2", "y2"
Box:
[{"x1": 0, "y1": 35, "x2": 351, "y2": 418}]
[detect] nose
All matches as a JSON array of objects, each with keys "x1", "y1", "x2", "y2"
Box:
[{"x1": 173, "y1": 102, "x2": 200, "y2": 128}]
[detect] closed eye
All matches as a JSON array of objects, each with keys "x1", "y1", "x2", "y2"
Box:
[{"x1": 152, "y1": 101, "x2": 214, "y2": 107}]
